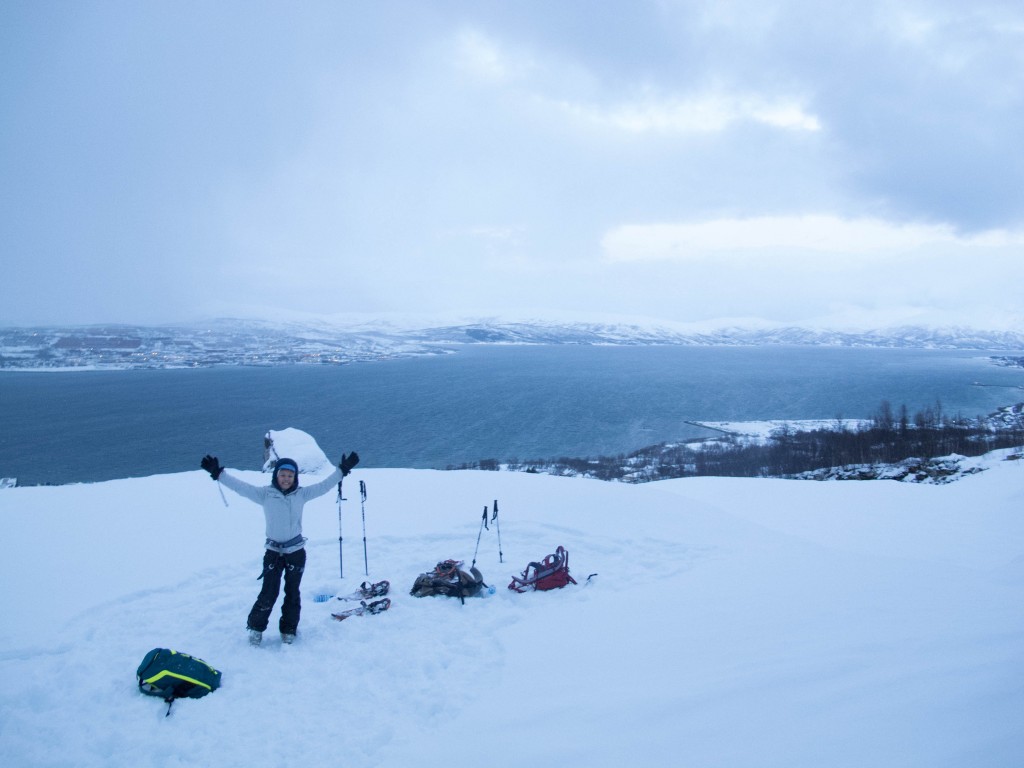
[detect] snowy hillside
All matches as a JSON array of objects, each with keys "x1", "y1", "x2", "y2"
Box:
[{"x1": 1, "y1": 434, "x2": 1022, "y2": 767}]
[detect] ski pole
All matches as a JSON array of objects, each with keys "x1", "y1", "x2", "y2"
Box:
[
  {"x1": 360, "y1": 480, "x2": 369, "y2": 576},
  {"x1": 493, "y1": 499, "x2": 503, "y2": 563},
  {"x1": 216, "y1": 480, "x2": 228, "y2": 507},
  {"x1": 337, "y1": 476, "x2": 346, "y2": 578},
  {"x1": 471, "y1": 505, "x2": 487, "y2": 568}
]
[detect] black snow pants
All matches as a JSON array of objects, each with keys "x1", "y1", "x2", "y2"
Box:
[{"x1": 247, "y1": 548, "x2": 306, "y2": 634}]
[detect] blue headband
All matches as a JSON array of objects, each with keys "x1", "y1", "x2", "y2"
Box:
[{"x1": 277, "y1": 463, "x2": 298, "y2": 473}]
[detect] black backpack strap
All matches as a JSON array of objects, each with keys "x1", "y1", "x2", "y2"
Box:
[{"x1": 162, "y1": 680, "x2": 200, "y2": 716}]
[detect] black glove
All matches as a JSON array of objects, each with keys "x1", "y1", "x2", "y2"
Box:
[
  {"x1": 201, "y1": 454, "x2": 223, "y2": 480},
  {"x1": 339, "y1": 451, "x2": 360, "y2": 476}
]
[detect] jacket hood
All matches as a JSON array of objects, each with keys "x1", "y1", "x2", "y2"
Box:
[{"x1": 271, "y1": 458, "x2": 300, "y2": 495}]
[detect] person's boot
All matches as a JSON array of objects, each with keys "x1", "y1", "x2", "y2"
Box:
[
  {"x1": 248, "y1": 629, "x2": 263, "y2": 647},
  {"x1": 281, "y1": 632, "x2": 295, "y2": 645}
]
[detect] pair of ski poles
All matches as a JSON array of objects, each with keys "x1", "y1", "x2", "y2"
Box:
[
  {"x1": 471, "y1": 499, "x2": 503, "y2": 569},
  {"x1": 337, "y1": 477, "x2": 369, "y2": 578}
]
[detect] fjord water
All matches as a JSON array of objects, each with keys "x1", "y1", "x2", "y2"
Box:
[{"x1": 2, "y1": 345, "x2": 1023, "y2": 485}]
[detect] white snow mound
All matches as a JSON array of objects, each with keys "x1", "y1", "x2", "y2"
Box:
[{"x1": 262, "y1": 427, "x2": 332, "y2": 475}]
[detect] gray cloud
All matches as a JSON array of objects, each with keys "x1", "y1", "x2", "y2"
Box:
[{"x1": 1, "y1": 0, "x2": 1021, "y2": 328}]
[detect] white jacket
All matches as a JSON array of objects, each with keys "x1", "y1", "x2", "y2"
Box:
[{"x1": 220, "y1": 467, "x2": 343, "y2": 553}]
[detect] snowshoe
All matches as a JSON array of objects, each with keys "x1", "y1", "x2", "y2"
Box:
[
  {"x1": 334, "y1": 580, "x2": 390, "y2": 602},
  {"x1": 332, "y1": 598, "x2": 391, "y2": 621}
]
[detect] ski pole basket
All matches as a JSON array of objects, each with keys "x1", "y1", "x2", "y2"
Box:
[{"x1": 508, "y1": 546, "x2": 577, "y2": 592}]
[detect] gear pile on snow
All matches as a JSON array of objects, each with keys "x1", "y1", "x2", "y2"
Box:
[
  {"x1": 508, "y1": 546, "x2": 577, "y2": 592},
  {"x1": 410, "y1": 559, "x2": 486, "y2": 601}
]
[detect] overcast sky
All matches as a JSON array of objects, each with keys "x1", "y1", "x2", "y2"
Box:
[{"x1": 2, "y1": 0, "x2": 1022, "y2": 330}]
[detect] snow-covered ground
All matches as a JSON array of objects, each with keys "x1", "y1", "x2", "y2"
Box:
[
  {"x1": 694, "y1": 419, "x2": 871, "y2": 442},
  {"x1": 1, "y1": 430, "x2": 1022, "y2": 767}
]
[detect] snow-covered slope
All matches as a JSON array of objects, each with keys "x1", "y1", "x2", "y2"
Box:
[{"x1": 0, "y1": 438, "x2": 1021, "y2": 767}]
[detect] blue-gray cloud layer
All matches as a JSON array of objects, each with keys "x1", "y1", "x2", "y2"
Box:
[{"x1": 2, "y1": 1, "x2": 1021, "y2": 327}]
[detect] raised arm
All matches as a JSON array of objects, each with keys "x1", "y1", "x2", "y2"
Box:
[
  {"x1": 300, "y1": 466, "x2": 343, "y2": 500},
  {"x1": 201, "y1": 454, "x2": 266, "y2": 504},
  {"x1": 218, "y1": 469, "x2": 268, "y2": 504},
  {"x1": 299, "y1": 451, "x2": 359, "y2": 500}
]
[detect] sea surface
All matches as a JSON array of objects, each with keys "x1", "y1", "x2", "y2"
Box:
[{"x1": 2, "y1": 345, "x2": 1023, "y2": 486}]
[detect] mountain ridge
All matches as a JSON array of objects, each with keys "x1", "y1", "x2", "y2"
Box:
[{"x1": 2, "y1": 318, "x2": 1024, "y2": 369}]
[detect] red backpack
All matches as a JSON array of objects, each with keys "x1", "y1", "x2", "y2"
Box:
[{"x1": 508, "y1": 546, "x2": 577, "y2": 592}]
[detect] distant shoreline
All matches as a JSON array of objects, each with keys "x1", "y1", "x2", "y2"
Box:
[{"x1": 3, "y1": 321, "x2": 1024, "y2": 372}]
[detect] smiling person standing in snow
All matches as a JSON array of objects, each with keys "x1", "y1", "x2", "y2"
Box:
[{"x1": 200, "y1": 451, "x2": 360, "y2": 646}]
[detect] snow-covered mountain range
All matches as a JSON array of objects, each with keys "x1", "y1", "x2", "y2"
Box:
[{"x1": 3, "y1": 317, "x2": 1024, "y2": 369}]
